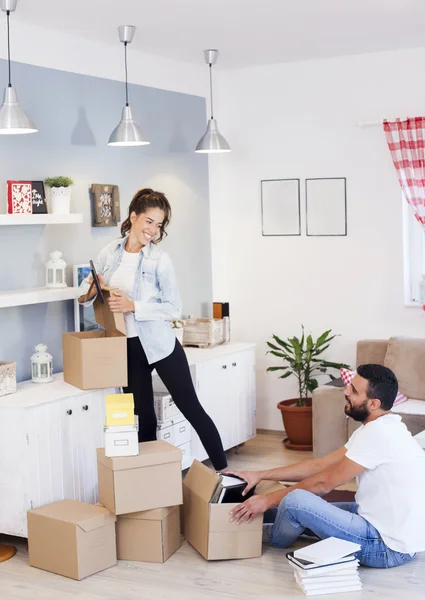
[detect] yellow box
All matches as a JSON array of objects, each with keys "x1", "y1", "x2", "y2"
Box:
[{"x1": 105, "y1": 393, "x2": 135, "y2": 427}]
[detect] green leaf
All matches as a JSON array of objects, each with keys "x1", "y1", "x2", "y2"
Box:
[
  {"x1": 266, "y1": 366, "x2": 289, "y2": 372},
  {"x1": 267, "y1": 350, "x2": 287, "y2": 359},
  {"x1": 279, "y1": 372, "x2": 292, "y2": 379},
  {"x1": 314, "y1": 330, "x2": 332, "y2": 348},
  {"x1": 266, "y1": 342, "x2": 282, "y2": 351},
  {"x1": 272, "y1": 335, "x2": 293, "y2": 351},
  {"x1": 307, "y1": 378, "x2": 319, "y2": 391},
  {"x1": 306, "y1": 335, "x2": 314, "y2": 351}
]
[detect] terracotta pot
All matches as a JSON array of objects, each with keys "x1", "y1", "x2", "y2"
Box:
[{"x1": 277, "y1": 398, "x2": 312, "y2": 451}]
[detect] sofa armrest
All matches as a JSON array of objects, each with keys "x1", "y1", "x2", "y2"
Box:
[{"x1": 312, "y1": 385, "x2": 348, "y2": 458}]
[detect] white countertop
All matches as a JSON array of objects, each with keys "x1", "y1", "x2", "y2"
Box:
[{"x1": 0, "y1": 342, "x2": 256, "y2": 409}]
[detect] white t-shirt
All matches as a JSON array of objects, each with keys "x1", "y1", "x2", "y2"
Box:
[
  {"x1": 109, "y1": 250, "x2": 139, "y2": 338},
  {"x1": 345, "y1": 413, "x2": 425, "y2": 553}
]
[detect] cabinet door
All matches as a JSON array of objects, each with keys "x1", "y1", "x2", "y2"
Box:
[
  {"x1": 26, "y1": 390, "x2": 107, "y2": 514},
  {"x1": 236, "y1": 348, "x2": 257, "y2": 444},
  {"x1": 191, "y1": 358, "x2": 230, "y2": 461}
]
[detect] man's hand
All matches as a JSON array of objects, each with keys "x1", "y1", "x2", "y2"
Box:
[
  {"x1": 108, "y1": 291, "x2": 134, "y2": 313},
  {"x1": 229, "y1": 494, "x2": 270, "y2": 524},
  {"x1": 223, "y1": 470, "x2": 263, "y2": 496}
]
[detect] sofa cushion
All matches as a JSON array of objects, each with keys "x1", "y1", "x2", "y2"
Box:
[
  {"x1": 384, "y1": 337, "x2": 425, "y2": 400},
  {"x1": 391, "y1": 399, "x2": 425, "y2": 415},
  {"x1": 340, "y1": 368, "x2": 407, "y2": 405}
]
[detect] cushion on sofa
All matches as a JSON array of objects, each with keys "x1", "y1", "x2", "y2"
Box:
[
  {"x1": 340, "y1": 368, "x2": 408, "y2": 406},
  {"x1": 384, "y1": 337, "x2": 425, "y2": 400}
]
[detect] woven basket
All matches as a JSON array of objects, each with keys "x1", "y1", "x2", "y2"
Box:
[
  {"x1": 182, "y1": 318, "x2": 224, "y2": 348},
  {"x1": 0, "y1": 361, "x2": 17, "y2": 397}
]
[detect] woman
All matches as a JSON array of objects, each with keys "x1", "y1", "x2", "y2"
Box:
[{"x1": 78, "y1": 188, "x2": 227, "y2": 471}]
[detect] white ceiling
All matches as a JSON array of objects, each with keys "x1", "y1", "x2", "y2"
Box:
[{"x1": 14, "y1": 0, "x2": 425, "y2": 69}]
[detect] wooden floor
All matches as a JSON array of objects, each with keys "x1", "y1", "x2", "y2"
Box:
[{"x1": 1, "y1": 433, "x2": 424, "y2": 599}]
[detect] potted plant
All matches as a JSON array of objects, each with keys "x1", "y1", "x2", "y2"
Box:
[
  {"x1": 44, "y1": 176, "x2": 74, "y2": 215},
  {"x1": 267, "y1": 326, "x2": 349, "y2": 451}
]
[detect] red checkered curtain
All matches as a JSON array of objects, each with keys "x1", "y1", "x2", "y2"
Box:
[{"x1": 384, "y1": 117, "x2": 425, "y2": 228}]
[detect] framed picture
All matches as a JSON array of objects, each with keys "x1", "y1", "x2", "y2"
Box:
[
  {"x1": 261, "y1": 178, "x2": 301, "y2": 236},
  {"x1": 305, "y1": 178, "x2": 347, "y2": 236},
  {"x1": 73, "y1": 264, "x2": 100, "y2": 332},
  {"x1": 7, "y1": 180, "x2": 48, "y2": 214},
  {"x1": 91, "y1": 183, "x2": 120, "y2": 227}
]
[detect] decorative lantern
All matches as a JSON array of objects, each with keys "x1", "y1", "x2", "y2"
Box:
[
  {"x1": 31, "y1": 344, "x2": 53, "y2": 384},
  {"x1": 45, "y1": 250, "x2": 67, "y2": 288}
]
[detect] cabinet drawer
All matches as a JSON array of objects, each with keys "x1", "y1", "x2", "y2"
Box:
[
  {"x1": 157, "y1": 418, "x2": 191, "y2": 446},
  {"x1": 178, "y1": 441, "x2": 192, "y2": 470}
]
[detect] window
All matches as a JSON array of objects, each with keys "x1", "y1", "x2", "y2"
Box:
[{"x1": 403, "y1": 197, "x2": 425, "y2": 305}]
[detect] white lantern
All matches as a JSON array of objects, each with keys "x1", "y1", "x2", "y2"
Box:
[
  {"x1": 31, "y1": 344, "x2": 53, "y2": 384},
  {"x1": 45, "y1": 250, "x2": 67, "y2": 288}
]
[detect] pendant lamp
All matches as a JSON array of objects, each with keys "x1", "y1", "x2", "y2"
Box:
[
  {"x1": 0, "y1": 0, "x2": 37, "y2": 135},
  {"x1": 108, "y1": 25, "x2": 149, "y2": 147},
  {"x1": 195, "y1": 49, "x2": 230, "y2": 154}
]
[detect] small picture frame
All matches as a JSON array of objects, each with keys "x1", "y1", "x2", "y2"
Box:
[
  {"x1": 6, "y1": 180, "x2": 48, "y2": 214},
  {"x1": 91, "y1": 183, "x2": 120, "y2": 227},
  {"x1": 73, "y1": 264, "x2": 100, "y2": 332},
  {"x1": 261, "y1": 178, "x2": 301, "y2": 236},
  {"x1": 305, "y1": 178, "x2": 347, "y2": 237},
  {"x1": 31, "y1": 181, "x2": 48, "y2": 214}
]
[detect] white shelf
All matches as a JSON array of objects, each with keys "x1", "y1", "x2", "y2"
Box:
[
  {"x1": 0, "y1": 286, "x2": 81, "y2": 309},
  {"x1": 0, "y1": 213, "x2": 83, "y2": 225}
]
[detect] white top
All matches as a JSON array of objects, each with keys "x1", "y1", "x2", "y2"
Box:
[
  {"x1": 109, "y1": 250, "x2": 139, "y2": 338},
  {"x1": 345, "y1": 413, "x2": 425, "y2": 554}
]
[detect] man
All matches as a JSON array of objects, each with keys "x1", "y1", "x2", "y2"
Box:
[{"x1": 228, "y1": 364, "x2": 425, "y2": 568}]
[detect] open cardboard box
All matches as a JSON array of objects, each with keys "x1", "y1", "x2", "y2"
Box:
[
  {"x1": 63, "y1": 288, "x2": 127, "y2": 390},
  {"x1": 183, "y1": 460, "x2": 263, "y2": 560}
]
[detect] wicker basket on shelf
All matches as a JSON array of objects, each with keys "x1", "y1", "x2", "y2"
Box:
[
  {"x1": 182, "y1": 318, "x2": 224, "y2": 348},
  {"x1": 0, "y1": 361, "x2": 17, "y2": 397}
]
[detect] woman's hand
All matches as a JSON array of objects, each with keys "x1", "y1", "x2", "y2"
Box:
[
  {"x1": 108, "y1": 290, "x2": 134, "y2": 313},
  {"x1": 229, "y1": 494, "x2": 271, "y2": 524},
  {"x1": 222, "y1": 470, "x2": 263, "y2": 496}
]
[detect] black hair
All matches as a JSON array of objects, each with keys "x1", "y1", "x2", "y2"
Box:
[{"x1": 357, "y1": 364, "x2": 398, "y2": 411}]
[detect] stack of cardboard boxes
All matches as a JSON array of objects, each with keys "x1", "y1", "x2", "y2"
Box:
[{"x1": 26, "y1": 295, "x2": 263, "y2": 580}]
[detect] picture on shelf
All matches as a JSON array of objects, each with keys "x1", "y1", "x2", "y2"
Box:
[
  {"x1": 6, "y1": 181, "x2": 48, "y2": 214},
  {"x1": 91, "y1": 183, "x2": 120, "y2": 227},
  {"x1": 73, "y1": 264, "x2": 100, "y2": 332}
]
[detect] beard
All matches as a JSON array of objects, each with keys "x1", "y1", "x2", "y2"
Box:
[{"x1": 344, "y1": 396, "x2": 370, "y2": 422}]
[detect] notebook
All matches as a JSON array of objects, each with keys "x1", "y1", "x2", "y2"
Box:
[
  {"x1": 286, "y1": 552, "x2": 358, "y2": 573},
  {"x1": 210, "y1": 474, "x2": 256, "y2": 504},
  {"x1": 293, "y1": 537, "x2": 361, "y2": 566}
]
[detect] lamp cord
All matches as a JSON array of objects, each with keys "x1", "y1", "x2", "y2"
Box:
[
  {"x1": 6, "y1": 10, "x2": 11, "y2": 87},
  {"x1": 209, "y1": 63, "x2": 214, "y2": 119},
  {"x1": 124, "y1": 41, "x2": 129, "y2": 106}
]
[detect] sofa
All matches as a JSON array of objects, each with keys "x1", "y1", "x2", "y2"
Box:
[{"x1": 312, "y1": 337, "x2": 425, "y2": 457}]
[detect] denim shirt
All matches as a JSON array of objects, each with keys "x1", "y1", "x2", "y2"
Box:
[{"x1": 79, "y1": 236, "x2": 182, "y2": 364}]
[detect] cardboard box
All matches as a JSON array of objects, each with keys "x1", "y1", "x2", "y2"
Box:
[
  {"x1": 63, "y1": 290, "x2": 127, "y2": 390},
  {"x1": 116, "y1": 506, "x2": 181, "y2": 562},
  {"x1": 27, "y1": 499, "x2": 117, "y2": 580},
  {"x1": 183, "y1": 460, "x2": 263, "y2": 561},
  {"x1": 97, "y1": 440, "x2": 183, "y2": 515}
]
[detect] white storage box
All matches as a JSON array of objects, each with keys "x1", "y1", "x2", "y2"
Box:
[
  {"x1": 105, "y1": 416, "x2": 139, "y2": 458},
  {"x1": 157, "y1": 418, "x2": 191, "y2": 447},
  {"x1": 0, "y1": 361, "x2": 16, "y2": 397},
  {"x1": 154, "y1": 392, "x2": 182, "y2": 424},
  {"x1": 179, "y1": 441, "x2": 192, "y2": 470}
]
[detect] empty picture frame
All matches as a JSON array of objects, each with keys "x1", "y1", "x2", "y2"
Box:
[
  {"x1": 305, "y1": 178, "x2": 347, "y2": 236},
  {"x1": 261, "y1": 178, "x2": 301, "y2": 236}
]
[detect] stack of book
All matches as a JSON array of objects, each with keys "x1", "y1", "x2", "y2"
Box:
[
  {"x1": 210, "y1": 474, "x2": 255, "y2": 503},
  {"x1": 287, "y1": 537, "x2": 362, "y2": 596}
]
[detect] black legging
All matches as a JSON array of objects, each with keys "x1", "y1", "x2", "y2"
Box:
[{"x1": 123, "y1": 336, "x2": 227, "y2": 471}]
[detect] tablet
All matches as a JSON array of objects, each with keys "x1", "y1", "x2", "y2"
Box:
[{"x1": 89, "y1": 260, "x2": 105, "y2": 304}]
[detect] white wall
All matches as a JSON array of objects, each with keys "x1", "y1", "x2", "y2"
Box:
[
  {"x1": 209, "y1": 47, "x2": 425, "y2": 431},
  {"x1": 1, "y1": 20, "x2": 205, "y2": 96}
]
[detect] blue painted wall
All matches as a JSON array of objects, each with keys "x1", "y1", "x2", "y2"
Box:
[{"x1": 0, "y1": 59, "x2": 212, "y2": 381}]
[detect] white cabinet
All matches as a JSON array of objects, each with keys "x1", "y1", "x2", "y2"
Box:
[
  {"x1": 0, "y1": 378, "x2": 112, "y2": 537},
  {"x1": 0, "y1": 342, "x2": 256, "y2": 537},
  {"x1": 191, "y1": 346, "x2": 256, "y2": 462}
]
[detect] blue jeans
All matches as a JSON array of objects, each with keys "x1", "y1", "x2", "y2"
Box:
[{"x1": 264, "y1": 489, "x2": 415, "y2": 568}]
